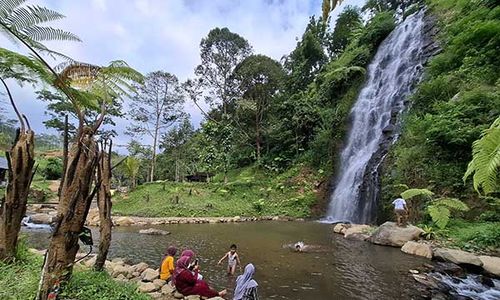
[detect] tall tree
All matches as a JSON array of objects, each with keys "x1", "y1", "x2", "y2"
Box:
[
  {"x1": 234, "y1": 55, "x2": 285, "y2": 162},
  {"x1": 195, "y1": 27, "x2": 252, "y2": 115},
  {"x1": 328, "y1": 6, "x2": 363, "y2": 57},
  {"x1": 159, "y1": 118, "x2": 194, "y2": 182},
  {"x1": 127, "y1": 71, "x2": 185, "y2": 182}
]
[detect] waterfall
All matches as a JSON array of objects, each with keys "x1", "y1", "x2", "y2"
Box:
[{"x1": 325, "y1": 10, "x2": 429, "y2": 224}]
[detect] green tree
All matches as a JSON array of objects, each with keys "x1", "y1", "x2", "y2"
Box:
[
  {"x1": 195, "y1": 27, "x2": 252, "y2": 115},
  {"x1": 127, "y1": 71, "x2": 185, "y2": 182},
  {"x1": 159, "y1": 118, "x2": 194, "y2": 182},
  {"x1": 122, "y1": 156, "x2": 140, "y2": 189},
  {"x1": 233, "y1": 54, "x2": 285, "y2": 162},
  {"x1": 328, "y1": 6, "x2": 363, "y2": 57}
]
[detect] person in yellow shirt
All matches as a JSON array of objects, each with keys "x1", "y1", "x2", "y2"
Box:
[{"x1": 160, "y1": 246, "x2": 177, "y2": 282}]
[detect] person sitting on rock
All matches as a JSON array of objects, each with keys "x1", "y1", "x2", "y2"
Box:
[
  {"x1": 392, "y1": 196, "x2": 408, "y2": 226},
  {"x1": 160, "y1": 246, "x2": 176, "y2": 282},
  {"x1": 173, "y1": 255, "x2": 227, "y2": 298},
  {"x1": 234, "y1": 263, "x2": 259, "y2": 300},
  {"x1": 181, "y1": 249, "x2": 203, "y2": 280}
]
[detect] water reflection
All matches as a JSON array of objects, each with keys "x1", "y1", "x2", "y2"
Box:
[{"x1": 22, "y1": 222, "x2": 426, "y2": 300}]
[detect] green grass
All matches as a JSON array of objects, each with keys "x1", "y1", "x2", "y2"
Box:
[
  {"x1": 113, "y1": 165, "x2": 323, "y2": 218},
  {"x1": 0, "y1": 242, "x2": 148, "y2": 300},
  {"x1": 436, "y1": 219, "x2": 500, "y2": 252}
]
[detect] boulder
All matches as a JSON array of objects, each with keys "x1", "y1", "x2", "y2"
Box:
[
  {"x1": 345, "y1": 233, "x2": 370, "y2": 241},
  {"x1": 434, "y1": 248, "x2": 483, "y2": 267},
  {"x1": 479, "y1": 256, "x2": 500, "y2": 277},
  {"x1": 333, "y1": 223, "x2": 348, "y2": 234},
  {"x1": 161, "y1": 283, "x2": 175, "y2": 295},
  {"x1": 138, "y1": 282, "x2": 158, "y2": 293},
  {"x1": 115, "y1": 216, "x2": 135, "y2": 226},
  {"x1": 344, "y1": 224, "x2": 372, "y2": 239},
  {"x1": 112, "y1": 264, "x2": 132, "y2": 278},
  {"x1": 30, "y1": 213, "x2": 52, "y2": 224},
  {"x1": 112, "y1": 257, "x2": 125, "y2": 265},
  {"x1": 28, "y1": 248, "x2": 46, "y2": 256},
  {"x1": 401, "y1": 241, "x2": 433, "y2": 259},
  {"x1": 115, "y1": 274, "x2": 128, "y2": 282},
  {"x1": 173, "y1": 291, "x2": 184, "y2": 299},
  {"x1": 138, "y1": 228, "x2": 170, "y2": 235},
  {"x1": 185, "y1": 296, "x2": 201, "y2": 300},
  {"x1": 207, "y1": 298, "x2": 225, "y2": 300},
  {"x1": 153, "y1": 279, "x2": 166, "y2": 288},
  {"x1": 83, "y1": 256, "x2": 97, "y2": 267},
  {"x1": 141, "y1": 268, "x2": 159, "y2": 282},
  {"x1": 433, "y1": 262, "x2": 465, "y2": 277},
  {"x1": 147, "y1": 292, "x2": 163, "y2": 299},
  {"x1": 133, "y1": 262, "x2": 149, "y2": 274},
  {"x1": 369, "y1": 222, "x2": 424, "y2": 247}
]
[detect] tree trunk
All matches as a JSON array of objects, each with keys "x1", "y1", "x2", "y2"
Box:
[
  {"x1": 94, "y1": 141, "x2": 112, "y2": 271},
  {"x1": 36, "y1": 127, "x2": 98, "y2": 300},
  {"x1": 175, "y1": 154, "x2": 179, "y2": 182},
  {"x1": 0, "y1": 129, "x2": 35, "y2": 262},
  {"x1": 150, "y1": 126, "x2": 159, "y2": 182},
  {"x1": 255, "y1": 119, "x2": 261, "y2": 163}
]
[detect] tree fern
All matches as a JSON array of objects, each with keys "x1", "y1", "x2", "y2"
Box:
[
  {"x1": 0, "y1": 0, "x2": 80, "y2": 60},
  {"x1": 433, "y1": 197, "x2": 470, "y2": 212},
  {"x1": 428, "y1": 205, "x2": 450, "y2": 229},
  {"x1": 464, "y1": 116, "x2": 500, "y2": 195},
  {"x1": 401, "y1": 188, "x2": 434, "y2": 199}
]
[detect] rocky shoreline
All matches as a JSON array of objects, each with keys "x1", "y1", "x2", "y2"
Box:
[
  {"x1": 332, "y1": 222, "x2": 500, "y2": 298},
  {"x1": 28, "y1": 249, "x2": 223, "y2": 300}
]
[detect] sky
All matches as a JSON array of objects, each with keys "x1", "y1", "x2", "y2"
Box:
[{"x1": 1, "y1": 0, "x2": 365, "y2": 152}]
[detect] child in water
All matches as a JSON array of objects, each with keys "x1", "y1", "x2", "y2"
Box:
[{"x1": 217, "y1": 244, "x2": 241, "y2": 275}]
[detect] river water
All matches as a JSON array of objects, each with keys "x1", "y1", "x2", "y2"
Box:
[{"x1": 23, "y1": 222, "x2": 427, "y2": 299}]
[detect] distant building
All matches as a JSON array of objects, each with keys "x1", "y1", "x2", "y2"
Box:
[{"x1": 0, "y1": 157, "x2": 7, "y2": 185}]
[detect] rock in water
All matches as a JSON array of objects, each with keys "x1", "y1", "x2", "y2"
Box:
[
  {"x1": 401, "y1": 241, "x2": 433, "y2": 259},
  {"x1": 369, "y1": 222, "x2": 424, "y2": 247},
  {"x1": 114, "y1": 216, "x2": 135, "y2": 226},
  {"x1": 138, "y1": 228, "x2": 170, "y2": 235},
  {"x1": 479, "y1": 256, "x2": 500, "y2": 277},
  {"x1": 30, "y1": 213, "x2": 53, "y2": 224},
  {"x1": 434, "y1": 248, "x2": 483, "y2": 267},
  {"x1": 333, "y1": 223, "x2": 348, "y2": 234}
]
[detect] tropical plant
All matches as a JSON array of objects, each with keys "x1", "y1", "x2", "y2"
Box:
[
  {"x1": 463, "y1": 116, "x2": 500, "y2": 195},
  {"x1": 123, "y1": 156, "x2": 140, "y2": 189},
  {"x1": 402, "y1": 188, "x2": 469, "y2": 229},
  {"x1": 322, "y1": 0, "x2": 345, "y2": 20},
  {"x1": 420, "y1": 224, "x2": 436, "y2": 240}
]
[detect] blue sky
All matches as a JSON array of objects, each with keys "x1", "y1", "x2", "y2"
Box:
[{"x1": 1, "y1": 0, "x2": 365, "y2": 151}]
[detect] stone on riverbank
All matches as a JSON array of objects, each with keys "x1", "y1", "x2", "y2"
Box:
[
  {"x1": 153, "y1": 279, "x2": 166, "y2": 288},
  {"x1": 115, "y1": 216, "x2": 135, "y2": 226},
  {"x1": 434, "y1": 248, "x2": 483, "y2": 267},
  {"x1": 479, "y1": 256, "x2": 500, "y2": 277},
  {"x1": 370, "y1": 222, "x2": 423, "y2": 247},
  {"x1": 401, "y1": 241, "x2": 433, "y2": 259},
  {"x1": 344, "y1": 224, "x2": 373, "y2": 239},
  {"x1": 139, "y1": 228, "x2": 171, "y2": 235},
  {"x1": 138, "y1": 282, "x2": 158, "y2": 293},
  {"x1": 133, "y1": 262, "x2": 149, "y2": 273},
  {"x1": 141, "y1": 268, "x2": 159, "y2": 282},
  {"x1": 112, "y1": 264, "x2": 133, "y2": 278},
  {"x1": 161, "y1": 283, "x2": 175, "y2": 294},
  {"x1": 333, "y1": 223, "x2": 348, "y2": 234}
]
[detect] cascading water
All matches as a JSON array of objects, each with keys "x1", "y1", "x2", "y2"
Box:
[{"x1": 325, "y1": 10, "x2": 432, "y2": 224}]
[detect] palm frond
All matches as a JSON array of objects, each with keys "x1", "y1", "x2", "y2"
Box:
[{"x1": 401, "y1": 188, "x2": 434, "y2": 200}]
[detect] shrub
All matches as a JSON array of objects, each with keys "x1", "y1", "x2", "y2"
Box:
[
  {"x1": 43, "y1": 157, "x2": 63, "y2": 180},
  {"x1": 359, "y1": 11, "x2": 396, "y2": 49}
]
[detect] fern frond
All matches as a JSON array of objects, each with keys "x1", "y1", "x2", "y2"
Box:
[
  {"x1": 401, "y1": 188, "x2": 434, "y2": 200},
  {"x1": 428, "y1": 205, "x2": 450, "y2": 229},
  {"x1": 0, "y1": 0, "x2": 26, "y2": 18},
  {"x1": 7, "y1": 5, "x2": 65, "y2": 29},
  {"x1": 464, "y1": 116, "x2": 500, "y2": 195},
  {"x1": 21, "y1": 25, "x2": 80, "y2": 42},
  {"x1": 434, "y1": 197, "x2": 469, "y2": 212}
]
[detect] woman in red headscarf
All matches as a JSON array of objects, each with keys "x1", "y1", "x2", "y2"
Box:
[{"x1": 173, "y1": 255, "x2": 227, "y2": 298}]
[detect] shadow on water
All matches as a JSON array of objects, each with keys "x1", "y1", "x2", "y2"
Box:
[{"x1": 23, "y1": 221, "x2": 427, "y2": 300}]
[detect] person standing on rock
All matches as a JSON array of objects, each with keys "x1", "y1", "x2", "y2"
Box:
[{"x1": 392, "y1": 196, "x2": 408, "y2": 226}]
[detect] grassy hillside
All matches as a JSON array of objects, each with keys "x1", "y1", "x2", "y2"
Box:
[{"x1": 113, "y1": 165, "x2": 326, "y2": 218}]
